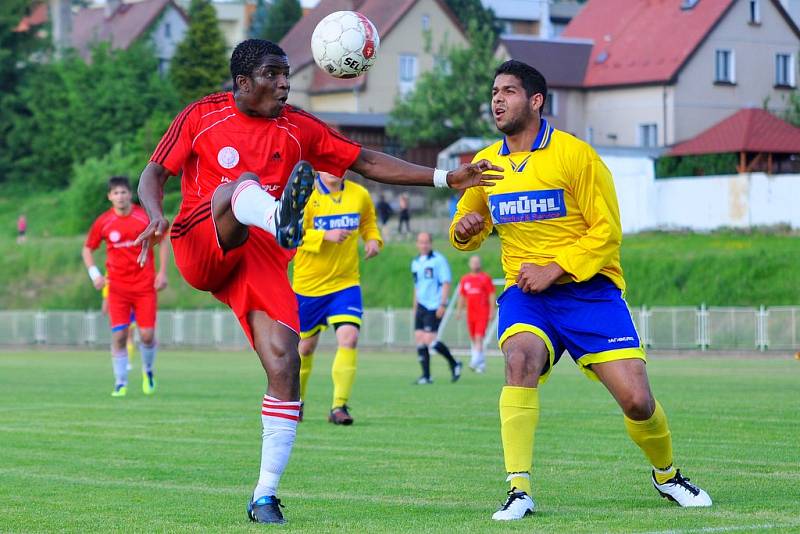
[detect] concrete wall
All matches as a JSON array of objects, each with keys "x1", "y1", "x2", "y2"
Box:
[
  {"x1": 582, "y1": 85, "x2": 673, "y2": 147},
  {"x1": 674, "y1": 0, "x2": 800, "y2": 143},
  {"x1": 602, "y1": 152, "x2": 800, "y2": 232}
]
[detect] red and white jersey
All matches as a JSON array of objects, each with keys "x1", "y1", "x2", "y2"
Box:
[
  {"x1": 85, "y1": 205, "x2": 154, "y2": 292},
  {"x1": 150, "y1": 92, "x2": 362, "y2": 220},
  {"x1": 459, "y1": 272, "x2": 495, "y2": 316}
]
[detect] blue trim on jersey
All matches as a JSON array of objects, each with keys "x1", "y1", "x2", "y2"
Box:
[
  {"x1": 316, "y1": 176, "x2": 345, "y2": 195},
  {"x1": 499, "y1": 118, "x2": 553, "y2": 155}
]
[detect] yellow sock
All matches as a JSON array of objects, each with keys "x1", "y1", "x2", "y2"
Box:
[
  {"x1": 500, "y1": 386, "x2": 540, "y2": 495},
  {"x1": 299, "y1": 353, "x2": 313, "y2": 401},
  {"x1": 331, "y1": 347, "x2": 357, "y2": 409},
  {"x1": 624, "y1": 400, "x2": 676, "y2": 484}
]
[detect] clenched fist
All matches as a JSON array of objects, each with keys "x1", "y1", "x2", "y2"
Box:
[{"x1": 454, "y1": 212, "x2": 486, "y2": 243}]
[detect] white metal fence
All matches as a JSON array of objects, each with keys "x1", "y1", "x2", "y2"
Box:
[{"x1": 1, "y1": 305, "x2": 797, "y2": 351}]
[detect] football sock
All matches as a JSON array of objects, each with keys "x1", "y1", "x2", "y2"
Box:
[
  {"x1": 624, "y1": 399, "x2": 676, "y2": 484},
  {"x1": 231, "y1": 180, "x2": 278, "y2": 235},
  {"x1": 331, "y1": 347, "x2": 357, "y2": 408},
  {"x1": 111, "y1": 347, "x2": 129, "y2": 386},
  {"x1": 139, "y1": 342, "x2": 156, "y2": 374},
  {"x1": 432, "y1": 340, "x2": 457, "y2": 367},
  {"x1": 299, "y1": 353, "x2": 313, "y2": 400},
  {"x1": 500, "y1": 386, "x2": 539, "y2": 496},
  {"x1": 416, "y1": 344, "x2": 431, "y2": 378},
  {"x1": 255, "y1": 394, "x2": 300, "y2": 499}
]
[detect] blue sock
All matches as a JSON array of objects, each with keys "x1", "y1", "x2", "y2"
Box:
[{"x1": 140, "y1": 343, "x2": 157, "y2": 374}]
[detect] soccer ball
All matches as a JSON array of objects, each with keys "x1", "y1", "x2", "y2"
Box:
[{"x1": 311, "y1": 11, "x2": 380, "y2": 79}]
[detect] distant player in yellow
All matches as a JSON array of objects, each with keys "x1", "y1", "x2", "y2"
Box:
[
  {"x1": 293, "y1": 172, "x2": 382, "y2": 425},
  {"x1": 450, "y1": 60, "x2": 712, "y2": 520}
]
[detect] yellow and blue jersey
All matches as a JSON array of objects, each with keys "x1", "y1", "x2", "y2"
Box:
[
  {"x1": 449, "y1": 119, "x2": 625, "y2": 291},
  {"x1": 293, "y1": 178, "x2": 383, "y2": 297}
]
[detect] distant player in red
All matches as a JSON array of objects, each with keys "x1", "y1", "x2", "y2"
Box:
[
  {"x1": 134, "y1": 39, "x2": 501, "y2": 524},
  {"x1": 457, "y1": 255, "x2": 495, "y2": 373},
  {"x1": 82, "y1": 176, "x2": 169, "y2": 397}
]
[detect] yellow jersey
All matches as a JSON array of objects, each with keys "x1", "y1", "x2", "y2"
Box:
[
  {"x1": 449, "y1": 119, "x2": 625, "y2": 291},
  {"x1": 293, "y1": 179, "x2": 383, "y2": 296}
]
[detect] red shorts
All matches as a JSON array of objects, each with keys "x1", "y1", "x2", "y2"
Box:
[
  {"x1": 108, "y1": 286, "x2": 157, "y2": 332},
  {"x1": 467, "y1": 310, "x2": 489, "y2": 338},
  {"x1": 170, "y1": 191, "x2": 299, "y2": 347}
]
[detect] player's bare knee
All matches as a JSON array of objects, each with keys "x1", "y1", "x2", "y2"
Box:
[
  {"x1": 111, "y1": 331, "x2": 127, "y2": 351},
  {"x1": 619, "y1": 389, "x2": 655, "y2": 420},
  {"x1": 139, "y1": 329, "x2": 155, "y2": 346}
]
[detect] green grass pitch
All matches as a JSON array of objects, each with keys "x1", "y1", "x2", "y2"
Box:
[{"x1": 1, "y1": 349, "x2": 798, "y2": 533}]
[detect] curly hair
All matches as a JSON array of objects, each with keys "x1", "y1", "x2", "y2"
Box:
[{"x1": 230, "y1": 39, "x2": 287, "y2": 89}]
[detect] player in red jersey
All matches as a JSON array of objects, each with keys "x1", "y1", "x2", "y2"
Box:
[
  {"x1": 457, "y1": 255, "x2": 496, "y2": 373},
  {"x1": 135, "y1": 39, "x2": 501, "y2": 524},
  {"x1": 82, "y1": 176, "x2": 169, "y2": 397}
]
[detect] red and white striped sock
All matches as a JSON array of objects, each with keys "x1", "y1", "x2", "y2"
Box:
[{"x1": 254, "y1": 394, "x2": 300, "y2": 499}]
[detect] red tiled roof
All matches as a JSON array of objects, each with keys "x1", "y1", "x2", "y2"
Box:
[
  {"x1": 280, "y1": 0, "x2": 465, "y2": 93},
  {"x1": 670, "y1": 108, "x2": 800, "y2": 155},
  {"x1": 71, "y1": 0, "x2": 186, "y2": 60},
  {"x1": 562, "y1": 0, "x2": 735, "y2": 87},
  {"x1": 18, "y1": 0, "x2": 186, "y2": 59}
]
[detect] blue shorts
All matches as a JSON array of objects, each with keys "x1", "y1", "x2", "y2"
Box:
[
  {"x1": 497, "y1": 275, "x2": 645, "y2": 383},
  {"x1": 296, "y1": 285, "x2": 363, "y2": 339}
]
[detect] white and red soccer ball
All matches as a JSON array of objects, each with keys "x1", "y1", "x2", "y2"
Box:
[{"x1": 311, "y1": 11, "x2": 380, "y2": 79}]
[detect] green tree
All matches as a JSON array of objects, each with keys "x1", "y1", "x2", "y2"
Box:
[
  {"x1": 170, "y1": 0, "x2": 228, "y2": 103},
  {"x1": 6, "y1": 43, "x2": 179, "y2": 188},
  {"x1": 444, "y1": 0, "x2": 500, "y2": 36},
  {"x1": 387, "y1": 23, "x2": 499, "y2": 150},
  {"x1": 258, "y1": 0, "x2": 302, "y2": 43}
]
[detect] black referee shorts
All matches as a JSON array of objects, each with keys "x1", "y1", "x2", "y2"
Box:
[{"x1": 414, "y1": 304, "x2": 441, "y2": 333}]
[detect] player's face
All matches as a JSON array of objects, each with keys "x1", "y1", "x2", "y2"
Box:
[
  {"x1": 491, "y1": 74, "x2": 542, "y2": 136},
  {"x1": 107, "y1": 186, "x2": 132, "y2": 211},
  {"x1": 236, "y1": 54, "x2": 291, "y2": 119},
  {"x1": 416, "y1": 233, "x2": 432, "y2": 255},
  {"x1": 469, "y1": 256, "x2": 481, "y2": 272}
]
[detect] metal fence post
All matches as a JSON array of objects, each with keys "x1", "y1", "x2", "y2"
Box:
[
  {"x1": 174, "y1": 310, "x2": 184, "y2": 346},
  {"x1": 34, "y1": 311, "x2": 46, "y2": 345},
  {"x1": 638, "y1": 306, "x2": 649, "y2": 347},
  {"x1": 757, "y1": 305, "x2": 768, "y2": 352},
  {"x1": 84, "y1": 311, "x2": 96, "y2": 345},
  {"x1": 213, "y1": 311, "x2": 224, "y2": 347},
  {"x1": 697, "y1": 304, "x2": 709, "y2": 351},
  {"x1": 385, "y1": 307, "x2": 395, "y2": 346}
]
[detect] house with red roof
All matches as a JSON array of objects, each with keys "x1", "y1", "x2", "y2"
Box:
[
  {"x1": 554, "y1": 0, "x2": 800, "y2": 148},
  {"x1": 20, "y1": 0, "x2": 187, "y2": 72},
  {"x1": 280, "y1": 0, "x2": 467, "y2": 119}
]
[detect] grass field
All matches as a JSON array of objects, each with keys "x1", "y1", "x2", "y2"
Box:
[{"x1": 1, "y1": 350, "x2": 798, "y2": 533}]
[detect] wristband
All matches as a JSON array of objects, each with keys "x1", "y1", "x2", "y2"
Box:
[
  {"x1": 433, "y1": 168, "x2": 449, "y2": 188},
  {"x1": 88, "y1": 265, "x2": 102, "y2": 282}
]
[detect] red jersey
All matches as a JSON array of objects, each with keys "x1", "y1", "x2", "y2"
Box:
[
  {"x1": 150, "y1": 92, "x2": 361, "y2": 220},
  {"x1": 85, "y1": 205, "x2": 154, "y2": 292},
  {"x1": 459, "y1": 272, "x2": 495, "y2": 316}
]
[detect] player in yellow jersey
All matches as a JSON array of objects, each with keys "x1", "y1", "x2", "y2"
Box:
[
  {"x1": 450, "y1": 60, "x2": 712, "y2": 520},
  {"x1": 293, "y1": 172, "x2": 383, "y2": 425}
]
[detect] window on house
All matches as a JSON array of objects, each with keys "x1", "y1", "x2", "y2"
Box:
[
  {"x1": 164, "y1": 22, "x2": 171, "y2": 38},
  {"x1": 542, "y1": 91, "x2": 558, "y2": 117},
  {"x1": 776, "y1": 53, "x2": 795, "y2": 86},
  {"x1": 422, "y1": 15, "x2": 430, "y2": 30},
  {"x1": 398, "y1": 54, "x2": 418, "y2": 94},
  {"x1": 715, "y1": 49, "x2": 735, "y2": 83},
  {"x1": 639, "y1": 124, "x2": 658, "y2": 148},
  {"x1": 749, "y1": 0, "x2": 760, "y2": 24}
]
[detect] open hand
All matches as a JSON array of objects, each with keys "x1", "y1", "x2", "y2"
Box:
[
  {"x1": 135, "y1": 215, "x2": 169, "y2": 267},
  {"x1": 445, "y1": 159, "x2": 503, "y2": 189}
]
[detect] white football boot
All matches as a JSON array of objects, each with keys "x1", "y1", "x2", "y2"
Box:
[
  {"x1": 652, "y1": 469, "x2": 712, "y2": 507},
  {"x1": 491, "y1": 488, "x2": 535, "y2": 520}
]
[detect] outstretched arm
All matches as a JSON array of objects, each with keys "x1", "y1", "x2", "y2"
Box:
[
  {"x1": 350, "y1": 148, "x2": 503, "y2": 190},
  {"x1": 135, "y1": 162, "x2": 171, "y2": 266}
]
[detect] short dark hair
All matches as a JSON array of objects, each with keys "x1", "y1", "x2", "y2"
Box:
[
  {"x1": 107, "y1": 176, "x2": 131, "y2": 192},
  {"x1": 494, "y1": 60, "x2": 548, "y2": 108},
  {"x1": 230, "y1": 39, "x2": 287, "y2": 89}
]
